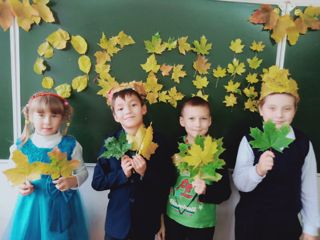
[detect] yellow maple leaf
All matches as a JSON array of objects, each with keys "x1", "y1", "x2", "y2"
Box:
[
  {"x1": 229, "y1": 38, "x2": 245, "y2": 53},
  {"x1": 250, "y1": 40, "x2": 265, "y2": 52},
  {"x1": 243, "y1": 86, "x2": 258, "y2": 98},
  {"x1": 10, "y1": 0, "x2": 39, "y2": 31},
  {"x1": 160, "y1": 64, "x2": 173, "y2": 76},
  {"x1": 71, "y1": 35, "x2": 88, "y2": 54},
  {"x1": 138, "y1": 124, "x2": 158, "y2": 160},
  {"x1": 37, "y1": 41, "x2": 53, "y2": 58},
  {"x1": 212, "y1": 66, "x2": 227, "y2": 78},
  {"x1": 287, "y1": 26, "x2": 300, "y2": 45},
  {"x1": 47, "y1": 147, "x2": 80, "y2": 179},
  {"x1": 192, "y1": 75, "x2": 208, "y2": 89},
  {"x1": 3, "y1": 149, "x2": 48, "y2": 186},
  {"x1": 192, "y1": 90, "x2": 208, "y2": 101},
  {"x1": 192, "y1": 35, "x2": 212, "y2": 55},
  {"x1": 224, "y1": 80, "x2": 241, "y2": 93},
  {"x1": 72, "y1": 75, "x2": 88, "y2": 92},
  {"x1": 78, "y1": 55, "x2": 91, "y2": 74},
  {"x1": 193, "y1": 55, "x2": 211, "y2": 75},
  {"x1": 55, "y1": 84, "x2": 71, "y2": 98},
  {"x1": 94, "y1": 51, "x2": 110, "y2": 65},
  {"x1": 31, "y1": 1, "x2": 54, "y2": 23},
  {"x1": 247, "y1": 56, "x2": 263, "y2": 69},
  {"x1": 244, "y1": 98, "x2": 258, "y2": 112},
  {"x1": 144, "y1": 33, "x2": 167, "y2": 54},
  {"x1": 171, "y1": 64, "x2": 186, "y2": 83},
  {"x1": 271, "y1": 15, "x2": 295, "y2": 43},
  {"x1": 145, "y1": 72, "x2": 163, "y2": 93},
  {"x1": 246, "y1": 73, "x2": 259, "y2": 84},
  {"x1": 117, "y1": 31, "x2": 135, "y2": 48},
  {"x1": 165, "y1": 37, "x2": 177, "y2": 51},
  {"x1": 227, "y1": 58, "x2": 246, "y2": 76},
  {"x1": 0, "y1": 2, "x2": 14, "y2": 31},
  {"x1": 167, "y1": 87, "x2": 184, "y2": 108},
  {"x1": 223, "y1": 93, "x2": 237, "y2": 107},
  {"x1": 127, "y1": 125, "x2": 146, "y2": 151},
  {"x1": 140, "y1": 54, "x2": 160, "y2": 73},
  {"x1": 41, "y1": 76, "x2": 54, "y2": 89},
  {"x1": 178, "y1": 36, "x2": 191, "y2": 55},
  {"x1": 183, "y1": 136, "x2": 218, "y2": 167},
  {"x1": 146, "y1": 92, "x2": 158, "y2": 104},
  {"x1": 98, "y1": 33, "x2": 120, "y2": 56},
  {"x1": 47, "y1": 28, "x2": 70, "y2": 49},
  {"x1": 158, "y1": 91, "x2": 170, "y2": 103},
  {"x1": 97, "y1": 78, "x2": 119, "y2": 97},
  {"x1": 33, "y1": 57, "x2": 46, "y2": 75}
]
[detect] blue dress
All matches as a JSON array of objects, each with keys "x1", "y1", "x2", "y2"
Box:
[{"x1": 8, "y1": 136, "x2": 89, "y2": 240}]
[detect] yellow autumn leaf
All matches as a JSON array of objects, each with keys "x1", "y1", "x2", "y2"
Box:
[
  {"x1": 158, "y1": 91, "x2": 170, "y2": 103},
  {"x1": 96, "y1": 64, "x2": 111, "y2": 80},
  {"x1": 229, "y1": 38, "x2": 245, "y2": 53},
  {"x1": 192, "y1": 75, "x2": 208, "y2": 89},
  {"x1": 246, "y1": 73, "x2": 259, "y2": 84},
  {"x1": 47, "y1": 28, "x2": 70, "y2": 49},
  {"x1": 145, "y1": 72, "x2": 163, "y2": 93},
  {"x1": 47, "y1": 147, "x2": 80, "y2": 179},
  {"x1": 140, "y1": 54, "x2": 160, "y2": 73},
  {"x1": 55, "y1": 84, "x2": 71, "y2": 98},
  {"x1": 244, "y1": 98, "x2": 258, "y2": 112},
  {"x1": 171, "y1": 64, "x2": 186, "y2": 83},
  {"x1": 138, "y1": 124, "x2": 158, "y2": 160},
  {"x1": 3, "y1": 149, "x2": 48, "y2": 186},
  {"x1": 250, "y1": 40, "x2": 265, "y2": 52},
  {"x1": 227, "y1": 58, "x2": 246, "y2": 76},
  {"x1": 10, "y1": 0, "x2": 39, "y2": 31},
  {"x1": 223, "y1": 93, "x2": 237, "y2": 107},
  {"x1": 94, "y1": 51, "x2": 111, "y2": 65},
  {"x1": 146, "y1": 92, "x2": 158, "y2": 104},
  {"x1": 71, "y1": 35, "x2": 88, "y2": 54},
  {"x1": 98, "y1": 33, "x2": 120, "y2": 56},
  {"x1": 243, "y1": 86, "x2": 258, "y2": 98},
  {"x1": 167, "y1": 87, "x2": 184, "y2": 108},
  {"x1": 33, "y1": 57, "x2": 46, "y2": 75},
  {"x1": 117, "y1": 31, "x2": 135, "y2": 48},
  {"x1": 271, "y1": 15, "x2": 295, "y2": 43},
  {"x1": 78, "y1": 55, "x2": 91, "y2": 74},
  {"x1": 37, "y1": 41, "x2": 53, "y2": 58},
  {"x1": 287, "y1": 26, "x2": 300, "y2": 45},
  {"x1": 97, "y1": 78, "x2": 119, "y2": 97},
  {"x1": 247, "y1": 56, "x2": 263, "y2": 69},
  {"x1": 178, "y1": 36, "x2": 191, "y2": 55},
  {"x1": 41, "y1": 76, "x2": 54, "y2": 89},
  {"x1": 224, "y1": 80, "x2": 241, "y2": 93},
  {"x1": 193, "y1": 55, "x2": 211, "y2": 75},
  {"x1": 192, "y1": 90, "x2": 209, "y2": 101},
  {"x1": 165, "y1": 37, "x2": 177, "y2": 51},
  {"x1": 0, "y1": 2, "x2": 14, "y2": 31},
  {"x1": 72, "y1": 75, "x2": 88, "y2": 92},
  {"x1": 127, "y1": 125, "x2": 146, "y2": 151},
  {"x1": 160, "y1": 64, "x2": 173, "y2": 76},
  {"x1": 144, "y1": 32, "x2": 167, "y2": 54},
  {"x1": 213, "y1": 66, "x2": 227, "y2": 78},
  {"x1": 31, "y1": 1, "x2": 54, "y2": 23},
  {"x1": 183, "y1": 136, "x2": 217, "y2": 167}
]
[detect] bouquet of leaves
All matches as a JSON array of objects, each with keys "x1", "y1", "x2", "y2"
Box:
[
  {"x1": 173, "y1": 135, "x2": 225, "y2": 182},
  {"x1": 100, "y1": 124, "x2": 158, "y2": 160},
  {"x1": 249, "y1": 120, "x2": 294, "y2": 152}
]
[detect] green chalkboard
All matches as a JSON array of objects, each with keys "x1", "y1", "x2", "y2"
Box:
[
  {"x1": 285, "y1": 30, "x2": 320, "y2": 172},
  {"x1": 0, "y1": 31, "x2": 13, "y2": 159},
  {"x1": 19, "y1": 0, "x2": 277, "y2": 164}
]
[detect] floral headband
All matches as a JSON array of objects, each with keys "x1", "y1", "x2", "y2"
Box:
[
  {"x1": 260, "y1": 65, "x2": 299, "y2": 102},
  {"x1": 106, "y1": 81, "x2": 146, "y2": 106},
  {"x1": 28, "y1": 92, "x2": 69, "y2": 107}
]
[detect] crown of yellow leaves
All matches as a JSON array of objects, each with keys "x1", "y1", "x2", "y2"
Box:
[
  {"x1": 260, "y1": 65, "x2": 299, "y2": 102},
  {"x1": 106, "y1": 81, "x2": 147, "y2": 106}
]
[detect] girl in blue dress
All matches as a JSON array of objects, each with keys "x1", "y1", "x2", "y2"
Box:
[{"x1": 6, "y1": 92, "x2": 89, "y2": 240}]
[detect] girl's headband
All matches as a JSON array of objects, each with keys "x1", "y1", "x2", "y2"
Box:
[{"x1": 28, "y1": 92, "x2": 69, "y2": 107}]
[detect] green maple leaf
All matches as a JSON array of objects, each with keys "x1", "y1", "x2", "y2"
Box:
[
  {"x1": 192, "y1": 35, "x2": 212, "y2": 55},
  {"x1": 249, "y1": 120, "x2": 294, "y2": 152},
  {"x1": 100, "y1": 131, "x2": 131, "y2": 160},
  {"x1": 144, "y1": 32, "x2": 167, "y2": 54}
]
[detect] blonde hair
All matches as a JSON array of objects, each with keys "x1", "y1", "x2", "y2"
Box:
[{"x1": 20, "y1": 92, "x2": 73, "y2": 145}]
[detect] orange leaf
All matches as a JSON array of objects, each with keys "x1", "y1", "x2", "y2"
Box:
[
  {"x1": 193, "y1": 55, "x2": 211, "y2": 75},
  {"x1": 250, "y1": 4, "x2": 278, "y2": 30},
  {"x1": 0, "y1": 2, "x2": 14, "y2": 31},
  {"x1": 160, "y1": 64, "x2": 173, "y2": 76}
]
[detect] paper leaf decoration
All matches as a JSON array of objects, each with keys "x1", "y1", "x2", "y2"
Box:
[
  {"x1": 3, "y1": 149, "x2": 48, "y2": 186},
  {"x1": 100, "y1": 131, "x2": 132, "y2": 160},
  {"x1": 46, "y1": 147, "x2": 80, "y2": 180},
  {"x1": 249, "y1": 120, "x2": 294, "y2": 152}
]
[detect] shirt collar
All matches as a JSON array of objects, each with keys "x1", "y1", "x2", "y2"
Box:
[{"x1": 31, "y1": 132, "x2": 62, "y2": 148}]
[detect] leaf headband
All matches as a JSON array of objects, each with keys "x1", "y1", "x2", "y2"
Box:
[{"x1": 28, "y1": 92, "x2": 69, "y2": 107}]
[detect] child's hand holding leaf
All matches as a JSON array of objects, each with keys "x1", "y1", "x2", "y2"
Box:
[{"x1": 256, "y1": 150, "x2": 275, "y2": 176}]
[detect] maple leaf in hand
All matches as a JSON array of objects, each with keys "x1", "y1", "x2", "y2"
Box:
[
  {"x1": 249, "y1": 120, "x2": 294, "y2": 152},
  {"x1": 193, "y1": 55, "x2": 211, "y2": 74},
  {"x1": 144, "y1": 32, "x2": 167, "y2": 54},
  {"x1": 192, "y1": 35, "x2": 212, "y2": 55},
  {"x1": 138, "y1": 124, "x2": 158, "y2": 160},
  {"x1": 100, "y1": 131, "x2": 131, "y2": 160},
  {"x1": 229, "y1": 39, "x2": 245, "y2": 53},
  {"x1": 3, "y1": 150, "x2": 48, "y2": 186},
  {"x1": 47, "y1": 147, "x2": 80, "y2": 180}
]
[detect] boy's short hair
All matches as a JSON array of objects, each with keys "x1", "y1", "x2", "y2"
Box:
[
  {"x1": 111, "y1": 88, "x2": 145, "y2": 111},
  {"x1": 180, "y1": 96, "x2": 211, "y2": 116}
]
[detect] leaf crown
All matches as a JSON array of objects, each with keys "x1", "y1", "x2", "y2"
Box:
[
  {"x1": 106, "y1": 81, "x2": 147, "y2": 106},
  {"x1": 260, "y1": 65, "x2": 299, "y2": 102}
]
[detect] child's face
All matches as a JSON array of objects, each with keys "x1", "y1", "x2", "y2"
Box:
[
  {"x1": 113, "y1": 94, "x2": 147, "y2": 134},
  {"x1": 30, "y1": 109, "x2": 63, "y2": 136},
  {"x1": 180, "y1": 105, "x2": 211, "y2": 142},
  {"x1": 259, "y1": 93, "x2": 296, "y2": 128}
]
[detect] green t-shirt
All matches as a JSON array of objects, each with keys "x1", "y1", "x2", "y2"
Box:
[{"x1": 166, "y1": 172, "x2": 216, "y2": 228}]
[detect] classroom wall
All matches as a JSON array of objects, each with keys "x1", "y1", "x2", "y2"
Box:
[{"x1": 1, "y1": 162, "x2": 319, "y2": 240}]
